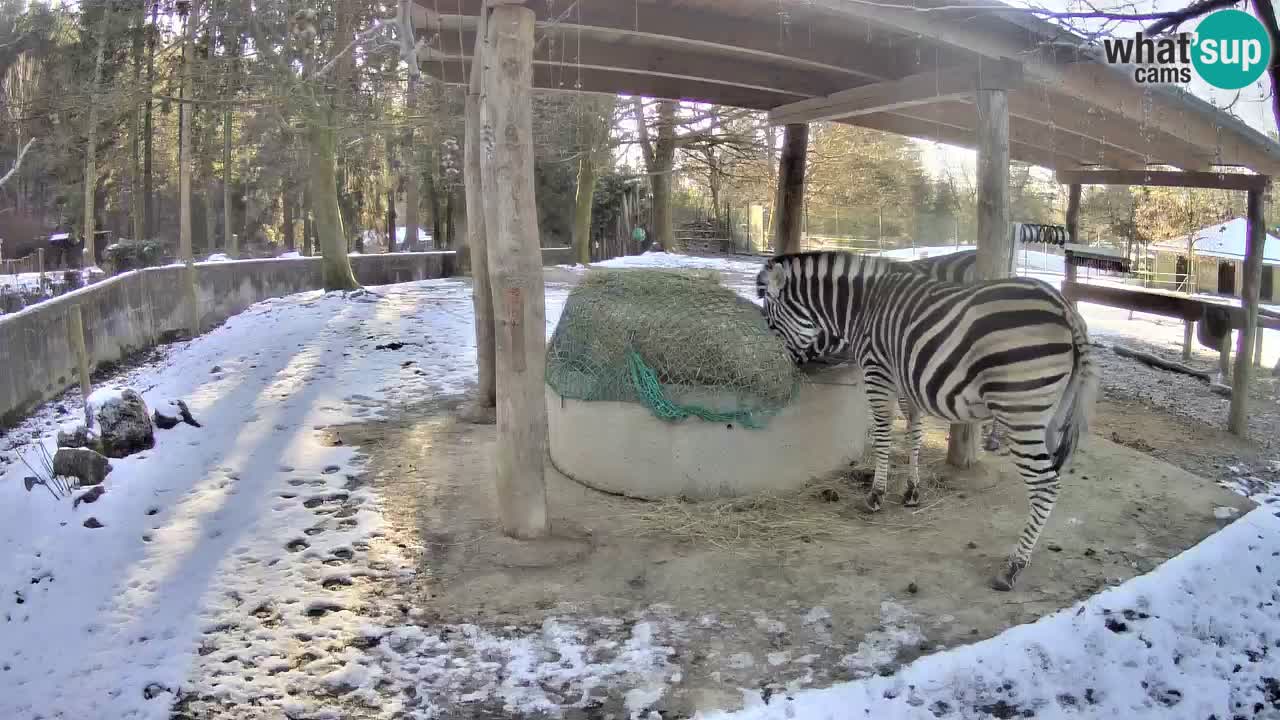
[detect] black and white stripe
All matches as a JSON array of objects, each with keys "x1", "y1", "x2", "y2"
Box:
[
  {"x1": 757, "y1": 251, "x2": 1097, "y2": 591},
  {"x1": 906, "y1": 249, "x2": 977, "y2": 285}
]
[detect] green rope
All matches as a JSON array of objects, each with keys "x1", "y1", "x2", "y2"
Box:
[{"x1": 625, "y1": 350, "x2": 767, "y2": 429}]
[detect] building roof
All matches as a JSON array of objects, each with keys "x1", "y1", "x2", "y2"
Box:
[
  {"x1": 1151, "y1": 218, "x2": 1280, "y2": 264},
  {"x1": 416, "y1": 0, "x2": 1280, "y2": 175}
]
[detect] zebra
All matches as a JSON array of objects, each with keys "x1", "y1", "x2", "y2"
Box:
[
  {"x1": 904, "y1": 250, "x2": 1003, "y2": 452},
  {"x1": 906, "y1": 249, "x2": 977, "y2": 284},
  {"x1": 757, "y1": 251, "x2": 1097, "y2": 591}
]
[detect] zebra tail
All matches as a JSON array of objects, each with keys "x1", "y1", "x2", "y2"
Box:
[{"x1": 1047, "y1": 307, "x2": 1099, "y2": 473}]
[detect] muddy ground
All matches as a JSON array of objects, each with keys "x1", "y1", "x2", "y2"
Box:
[{"x1": 337, "y1": 387, "x2": 1252, "y2": 718}]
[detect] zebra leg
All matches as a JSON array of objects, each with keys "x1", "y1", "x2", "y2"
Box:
[
  {"x1": 898, "y1": 398, "x2": 923, "y2": 507},
  {"x1": 992, "y1": 427, "x2": 1061, "y2": 591},
  {"x1": 864, "y1": 391, "x2": 896, "y2": 513}
]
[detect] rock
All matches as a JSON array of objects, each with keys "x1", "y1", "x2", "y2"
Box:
[
  {"x1": 73, "y1": 486, "x2": 106, "y2": 508},
  {"x1": 96, "y1": 390, "x2": 155, "y2": 458},
  {"x1": 56, "y1": 424, "x2": 95, "y2": 450},
  {"x1": 210, "y1": 365, "x2": 223, "y2": 374},
  {"x1": 53, "y1": 447, "x2": 112, "y2": 487},
  {"x1": 83, "y1": 517, "x2": 103, "y2": 529}
]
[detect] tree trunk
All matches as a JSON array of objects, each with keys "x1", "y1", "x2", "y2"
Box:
[
  {"x1": 572, "y1": 150, "x2": 598, "y2": 264},
  {"x1": 224, "y1": 112, "x2": 235, "y2": 255},
  {"x1": 130, "y1": 5, "x2": 145, "y2": 241},
  {"x1": 384, "y1": 133, "x2": 396, "y2": 252},
  {"x1": 308, "y1": 121, "x2": 359, "y2": 289},
  {"x1": 401, "y1": 75, "x2": 419, "y2": 251},
  {"x1": 203, "y1": 123, "x2": 218, "y2": 254},
  {"x1": 302, "y1": 185, "x2": 313, "y2": 256},
  {"x1": 633, "y1": 98, "x2": 677, "y2": 251},
  {"x1": 425, "y1": 147, "x2": 441, "y2": 250},
  {"x1": 143, "y1": 2, "x2": 157, "y2": 240},
  {"x1": 481, "y1": 4, "x2": 549, "y2": 539},
  {"x1": 465, "y1": 8, "x2": 494, "y2": 406},
  {"x1": 281, "y1": 180, "x2": 294, "y2": 251},
  {"x1": 178, "y1": 0, "x2": 199, "y2": 262},
  {"x1": 82, "y1": 7, "x2": 111, "y2": 267}
]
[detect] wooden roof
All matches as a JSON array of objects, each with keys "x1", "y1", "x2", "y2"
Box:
[{"x1": 413, "y1": 0, "x2": 1280, "y2": 176}]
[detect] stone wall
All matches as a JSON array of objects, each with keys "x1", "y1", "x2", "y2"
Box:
[{"x1": 0, "y1": 249, "x2": 571, "y2": 428}]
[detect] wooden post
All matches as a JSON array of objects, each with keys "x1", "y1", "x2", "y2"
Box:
[
  {"x1": 1254, "y1": 329, "x2": 1264, "y2": 368},
  {"x1": 1229, "y1": 184, "x2": 1268, "y2": 435},
  {"x1": 773, "y1": 123, "x2": 808, "y2": 254},
  {"x1": 37, "y1": 247, "x2": 45, "y2": 285},
  {"x1": 1182, "y1": 320, "x2": 1194, "y2": 361},
  {"x1": 480, "y1": 3, "x2": 549, "y2": 539},
  {"x1": 67, "y1": 305, "x2": 92, "y2": 428},
  {"x1": 1063, "y1": 183, "x2": 1081, "y2": 306},
  {"x1": 465, "y1": 6, "x2": 495, "y2": 407},
  {"x1": 948, "y1": 86, "x2": 1010, "y2": 468}
]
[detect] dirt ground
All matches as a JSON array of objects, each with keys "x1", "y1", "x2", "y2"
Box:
[{"x1": 342, "y1": 392, "x2": 1253, "y2": 718}]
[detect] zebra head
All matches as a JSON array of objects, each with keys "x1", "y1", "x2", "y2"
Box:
[{"x1": 757, "y1": 258, "x2": 830, "y2": 365}]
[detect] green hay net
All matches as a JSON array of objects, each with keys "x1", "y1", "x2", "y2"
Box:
[{"x1": 545, "y1": 269, "x2": 803, "y2": 428}]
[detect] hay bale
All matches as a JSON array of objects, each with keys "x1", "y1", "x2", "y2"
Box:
[{"x1": 545, "y1": 269, "x2": 801, "y2": 422}]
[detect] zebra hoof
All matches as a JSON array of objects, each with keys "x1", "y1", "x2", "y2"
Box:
[
  {"x1": 990, "y1": 559, "x2": 1027, "y2": 592},
  {"x1": 902, "y1": 486, "x2": 920, "y2": 507},
  {"x1": 865, "y1": 490, "x2": 884, "y2": 513}
]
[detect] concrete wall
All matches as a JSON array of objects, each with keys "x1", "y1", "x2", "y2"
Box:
[{"x1": 1, "y1": 249, "x2": 571, "y2": 428}]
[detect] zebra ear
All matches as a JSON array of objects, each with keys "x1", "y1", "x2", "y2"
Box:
[{"x1": 763, "y1": 262, "x2": 787, "y2": 298}]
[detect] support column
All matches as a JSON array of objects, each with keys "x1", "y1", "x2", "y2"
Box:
[
  {"x1": 480, "y1": 3, "x2": 549, "y2": 539},
  {"x1": 774, "y1": 123, "x2": 808, "y2": 254},
  {"x1": 1182, "y1": 320, "x2": 1194, "y2": 361},
  {"x1": 1063, "y1": 183, "x2": 1081, "y2": 307},
  {"x1": 464, "y1": 6, "x2": 495, "y2": 408},
  {"x1": 948, "y1": 86, "x2": 1010, "y2": 468},
  {"x1": 1229, "y1": 183, "x2": 1268, "y2": 436}
]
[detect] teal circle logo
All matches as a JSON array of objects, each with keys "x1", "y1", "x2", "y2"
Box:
[{"x1": 1192, "y1": 9, "x2": 1272, "y2": 90}]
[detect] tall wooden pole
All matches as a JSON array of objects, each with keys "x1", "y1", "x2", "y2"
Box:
[
  {"x1": 465, "y1": 6, "x2": 495, "y2": 407},
  {"x1": 774, "y1": 123, "x2": 808, "y2": 254},
  {"x1": 1063, "y1": 183, "x2": 1081, "y2": 307},
  {"x1": 1229, "y1": 184, "x2": 1269, "y2": 436},
  {"x1": 948, "y1": 87, "x2": 1010, "y2": 468},
  {"x1": 481, "y1": 3, "x2": 549, "y2": 539}
]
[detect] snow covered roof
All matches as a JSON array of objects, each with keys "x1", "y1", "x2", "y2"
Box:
[{"x1": 1151, "y1": 218, "x2": 1280, "y2": 265}]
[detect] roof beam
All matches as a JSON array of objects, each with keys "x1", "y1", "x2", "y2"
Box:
[
  {"x1": 841, "y1": 112, "x2": 1082, "y2": 171},
  {"x1": 768, "y1": 59, "x2": 1022, "y2": 126},
  {"x1": 429, "y1": 5, "x2": 892, "y2": 83},
  {"x1": 1056, "y1": 169, "x2": 1272, "y2": 191},
  {"x1": 431, "y1": 28, "x2": 851, "y2": 99},
  {"x1": 1005, "y1": 87, "x2": 1214, "y2": 171},
  {"x1": 420, "y1": 56, "x2": 804, "y2": 109},
  {"x1": 799, "y1": 0, "x2": 1280, "y2": 174},
  {"x1": 888, "y1": 102, "x2": 1140, "y2": 169}
]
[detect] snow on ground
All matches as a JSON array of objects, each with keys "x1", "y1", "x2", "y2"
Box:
[
  {"x1": 0, "y1": 279, "x2": 578, "y2": 719},
  {"x1": 1, "y1": 250, "x2": 1278, "y2": 719},
  {"x1": 704, "y1": 505, "x2": 1280, "y2": 720}
]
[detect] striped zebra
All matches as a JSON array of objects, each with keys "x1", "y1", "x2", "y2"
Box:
[
  {"x1": 906, "y1": 249, "x2": 977, "y2": 284},
  {"x1": 904, "y1": 250, "x2": 1003, "y2": 452},
  {"x1": 757, "y1": 251, "x2": 1097, "y2": 591}
]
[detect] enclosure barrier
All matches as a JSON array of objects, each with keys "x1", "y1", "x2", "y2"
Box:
[{"x1": 0, "y1": 248, "x2": 573, "y2": 428}]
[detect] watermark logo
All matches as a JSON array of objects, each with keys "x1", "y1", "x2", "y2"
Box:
[{"x1": 1100, "y1": 9, "x2": 1272, "y2": 90}]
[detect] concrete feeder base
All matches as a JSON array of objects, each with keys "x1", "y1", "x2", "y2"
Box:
[{"x1": 546, "y1": 365, "x2": 867, "y2": 500}]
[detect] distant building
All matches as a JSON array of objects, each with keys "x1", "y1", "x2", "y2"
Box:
[{"x1": 1147, "y1": 217, "x2": 1280, "y2": 302}]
